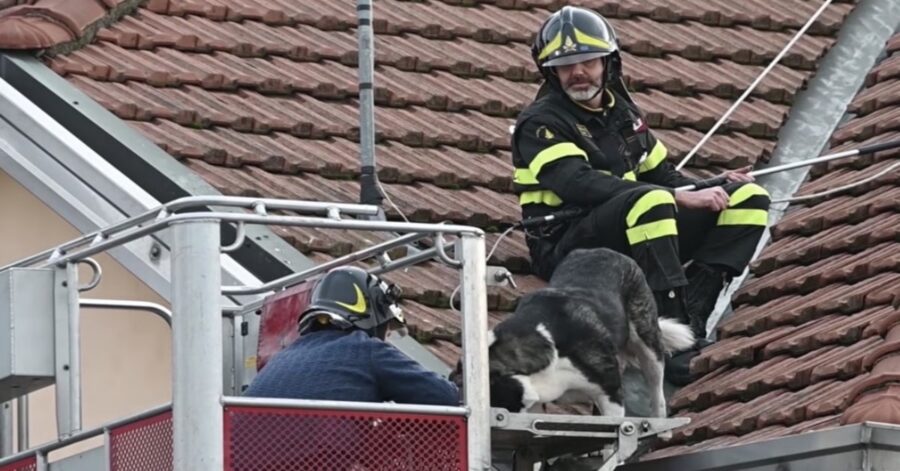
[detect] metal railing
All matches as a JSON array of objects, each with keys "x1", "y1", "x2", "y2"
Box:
[{"x1": 0, "y1": 196, "x2": 490, "y2": 471}]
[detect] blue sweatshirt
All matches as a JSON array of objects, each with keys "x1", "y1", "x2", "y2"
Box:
[{"x1": 245, "y1": 329, "x2": 459, "y2": 406}]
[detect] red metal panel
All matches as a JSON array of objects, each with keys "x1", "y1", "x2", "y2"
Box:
[
  {"x1": 224, "y1": 405, "x2": 467, "y2": 471},
  {"x1": 256, "y1": 279, "x2": 317, "y2": 371},
  {"x1": 108, "y1": 411, "x2": 173, "y2": 471},
  {"x1": 0, "y1": 457, "x2": 36, "y2": 471}
]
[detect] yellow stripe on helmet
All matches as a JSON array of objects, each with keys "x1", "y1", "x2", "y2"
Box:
[
  {"x1": 538, "y1": 32, "x2": 563, "y2": 61},
  {"x1": 573, "y1": 27, "x2": 612, "y2": 51}
]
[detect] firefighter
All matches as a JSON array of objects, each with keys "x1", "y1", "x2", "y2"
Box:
[
  {"x1": 512, "y1": 6, "x2": 770, "y2": 385},
  {"x1": 245, "y1": 266, "x2": 459, "y2": 405}
]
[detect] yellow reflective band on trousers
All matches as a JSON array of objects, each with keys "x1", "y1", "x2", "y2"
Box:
[
  {"x1": 519, "y1": 190, "x2": 563, "y2": 207},
  {"x1": 728, "y1": 183, "x2": 769, "y2": 207},
  {"x1": 637, "y1": 141, "x2": 668, "y2": 174},
  {"x1": 625, "y1": 190, "x2": 675, "y2": 227},
  {"x1": 717, "y1": 209, "x2": 768, "y2": 226},
  {"x1": 626, "y1": 219, "x2": 678, "y2": 245},
  {"x1": 529, "y1": 143, "x2": 588, "y2": 178}
]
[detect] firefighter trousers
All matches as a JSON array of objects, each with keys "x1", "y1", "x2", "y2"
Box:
[{"x1": 527, "y1": 182, "x2": 771, "y2": 292}]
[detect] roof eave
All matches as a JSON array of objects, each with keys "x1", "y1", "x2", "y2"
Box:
[{"x1": 622, "y1": 422, "x2": 900, "y2": 471}]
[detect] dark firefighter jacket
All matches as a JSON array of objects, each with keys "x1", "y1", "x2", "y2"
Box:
[{"x1": 511, "y1": 87, "x2": 696, "y2": 220}]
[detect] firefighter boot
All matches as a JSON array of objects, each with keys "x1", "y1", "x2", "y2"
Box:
[
  {"x1": 684, "y1": 263, "x2": 729, "y2": 339},
  {"x1": 654, "y1": 288, "x2": 707, "y2": 386}
]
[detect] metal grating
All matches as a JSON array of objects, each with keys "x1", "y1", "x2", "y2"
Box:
[
  {"x1": 108, "y1": 410, "x2": 173, "y2": 471},
  {"x1": 224, "y1": 406, "x2": 467, "y2": 470},
  {"x1": 0, "y1": 457, "x2": 36, "y2": 471}
]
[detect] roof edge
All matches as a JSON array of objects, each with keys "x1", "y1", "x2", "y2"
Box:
[
  {"x1": 623, "y1": 422, "x2": 900, "y2": 471},
  {"x1": 0, "y1": 52, "x2": 315, "y2": 283},
  {"x1": 0, "y1": 0, "x2": 144, "y2": 52}
]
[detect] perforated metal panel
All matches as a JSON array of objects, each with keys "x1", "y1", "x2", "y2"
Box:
[
  {"x1": 108, "y1": 411, "x2": 173, "y2": 471},
  {"x1": 0, "y1": 457, "x2": 36, "y2": 471},
  {"x1": 224, "y1": 406, "x2": 467, "y2": 470}
]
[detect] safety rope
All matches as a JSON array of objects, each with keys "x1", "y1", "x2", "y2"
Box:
[{"x1": 675, "y1": 0, "x2": 834, "y2": 170}]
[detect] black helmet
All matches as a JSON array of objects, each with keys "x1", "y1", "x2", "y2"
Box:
[
  {"x1": 531, "y1": 7, "x2": 624, "y2": 96},
  {"x1": 298, "y1": 266, "x2": 404, "y2": 335}
]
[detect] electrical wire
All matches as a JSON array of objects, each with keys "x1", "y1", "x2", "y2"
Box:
[{"x1": 771, "y1": 160, "x2": 898, "y2": 204}]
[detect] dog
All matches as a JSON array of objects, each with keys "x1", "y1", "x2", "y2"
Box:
[{"x1": 454, "y1": 248, "x2": 694, "y2": 418}]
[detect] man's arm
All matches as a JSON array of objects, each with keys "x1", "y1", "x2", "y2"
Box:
[
  {"x1": 635, "y1": 134, "x2": 696, "y2": 188},
  {"x1": 515, "y1": 118, "x2": 645, "y2": 205},
  {"x1": 371, "y1": 340, "x2": 460, "y2": 406}
]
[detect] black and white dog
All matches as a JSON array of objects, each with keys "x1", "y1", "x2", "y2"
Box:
[{"x1": 469, "y1": 248, "x2": 694, "y2": 417}]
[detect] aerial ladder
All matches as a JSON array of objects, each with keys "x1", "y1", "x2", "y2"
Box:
[{"x1": 0, "y1": 196, "x2": 687, "y2": 470}]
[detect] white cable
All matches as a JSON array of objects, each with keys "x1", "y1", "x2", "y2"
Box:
[
  {"x1": 449, "y1": 224, "x2": 519, "y2": 313},
  {"x1": 675, "y1": 0, "x2": 834, "y2": 170},
  {"x1": 771, "y1": 160, "x2": 899, "y2": 204},
  {"x1": 376, "y1": 178, "x2": 410, "y2": 223}
]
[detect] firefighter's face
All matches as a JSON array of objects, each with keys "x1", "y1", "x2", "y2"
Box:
[{"x1": 556, "y1": 58, "x2": 604, "y2": 102}]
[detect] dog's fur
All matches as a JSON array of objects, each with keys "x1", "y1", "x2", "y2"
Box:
[{"x1": 461, "y1": 248, "x2": 694, "y2": 417}]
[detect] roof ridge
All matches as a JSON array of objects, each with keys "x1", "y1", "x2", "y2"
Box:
[{"x1": 0, "y1": 0, "x2": 143, "y2": 52}]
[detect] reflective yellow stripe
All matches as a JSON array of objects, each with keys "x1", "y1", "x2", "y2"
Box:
[
  {"x1": 538, "y1": 32, "x2": 562, "y2": 60},
  {"x1": 514, "y1": 168, "x2": 537, "y2": 185},
  {"x1": 717, "y1": 209, "x2": 768, "y2": 226},
  {"x1": 626, "y1": 190, "x2": 675, "y2": 227},
  {"x1": 623, "y1": 171, "x2": 636, "y2": 182},
  {"x1": 529, "y1": 142, "x2": 588, "y2": 178},
  {"x1": 728, "y1": 183, "x2": 769, "y2": 207},
  {"x1": 637, "y1": 141, "x2": 668, "y2": 174},
  {"x1": 626, "y1": 219, "x2": 678, "y2": 245},
  {"x1": 519, "y1": 190, "x2": 563, "y2": 207},
  {"x1": 573, "y1": 28, "x2": 612, "y2": 51}
]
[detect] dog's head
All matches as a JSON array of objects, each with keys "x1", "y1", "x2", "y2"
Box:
[{"x1": 452, "y1": 326, "x2": 553, "y2": 412}]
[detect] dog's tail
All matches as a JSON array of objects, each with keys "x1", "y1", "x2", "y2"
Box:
[{"x1": 658, "y1": 318, "x2": 695, "y2": 353}]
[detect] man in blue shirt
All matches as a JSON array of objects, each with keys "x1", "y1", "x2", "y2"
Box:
[{"x1": 245, "y1": 266, "x2": 459, "y2": 406}]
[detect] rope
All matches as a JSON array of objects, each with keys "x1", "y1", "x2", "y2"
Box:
[{"x1": 675, "y1": 0, "x2": 834, "y2": 170}]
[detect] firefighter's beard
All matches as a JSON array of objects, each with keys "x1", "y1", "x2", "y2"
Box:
[{"x1": 563, "y1": 79, "x2": 603, "y2": 103}]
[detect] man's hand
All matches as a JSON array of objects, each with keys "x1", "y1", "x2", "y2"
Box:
[
  {"x1": 675, "y1": 187, "x2": 730, "y2": 211},
  {"x1": 724, "y1": 165, "x2": 754, "y2": 183}
]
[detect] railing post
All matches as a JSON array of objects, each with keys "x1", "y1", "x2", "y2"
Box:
[
  {"x1": 171, "y1": 219, "x2": 223, "y2": 471},
  {"x1": 53, "y1": 262, "x2": 81, "y2": 438},
  {"x1": 459, "y1": 232, "x2": 491, "y2": 470},
  {"x1": 0, "y1": 401, "x2": 12, "y2": 457}
]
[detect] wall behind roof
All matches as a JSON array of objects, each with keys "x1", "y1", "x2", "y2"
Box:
[{"x1": 0, "y1": 169, "x2": 171, "y2": 451}]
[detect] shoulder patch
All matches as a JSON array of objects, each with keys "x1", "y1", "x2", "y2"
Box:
[{"x1": 536, "y1": 125, "x2": 555, "y2": 140}]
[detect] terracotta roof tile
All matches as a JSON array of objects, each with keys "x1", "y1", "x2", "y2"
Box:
[{"x1": 0, "y1": 0, "x2": 131, "y2": 49}]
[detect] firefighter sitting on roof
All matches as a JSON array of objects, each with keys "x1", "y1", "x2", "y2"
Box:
[
  {"x1": 245, "y1": 266, "x2": 459, "y2": 405},
  {"x1": 512, "y1": 6, "x2": 771, "y2": 385}
]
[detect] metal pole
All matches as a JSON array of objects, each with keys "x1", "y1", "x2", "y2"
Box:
[
  {"x1": 66, "y1": 262, "x2": 81, "y2": 436},
  {"x1": 0, "y1": 402, "x2": 12, "y2": 457},
  {"x1": 459, "y1": 232, "x2": 491, "y2": 470},
  {"x1": 16, "y1": 396, "x2": 27, "y2": 452},
  {"x1": 675, "y1": 138, "x2": 900, "y2": 191},
  {"x1": 172, "y1": 219, "x2": 223, "y2": 471},
  {"x1": 357, "y1": 0, "x2": 384, "y2": 208},
  {"x1": 675, "y1": 0, "x2": 834, "y2": 170}
]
